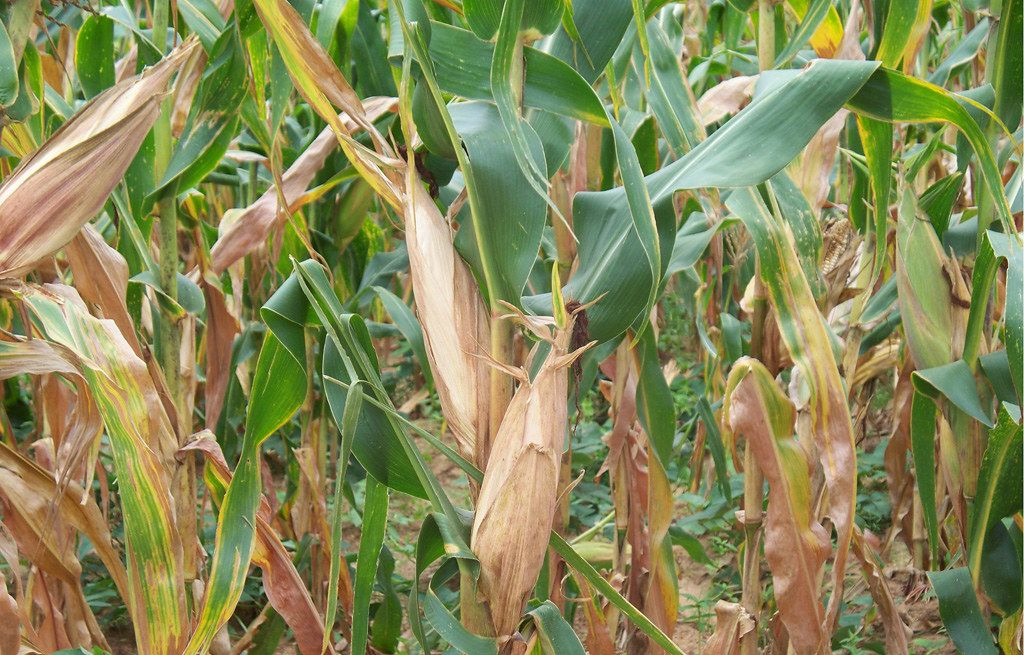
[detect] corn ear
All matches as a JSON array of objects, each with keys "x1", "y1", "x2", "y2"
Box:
[
  {"x1": 404, "y1": 179, "x2": 492, "y2": 468},
  {"x1": 895, "y1": 190, "x2": 966, "y2": 369},
  {"x1": 471, "y1": 314, "x2": 588, "y2": 636}
]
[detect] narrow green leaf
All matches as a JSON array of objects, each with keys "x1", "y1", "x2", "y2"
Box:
[
  {"x1": 352, "y1": 476, "x2": 389, "y2": 655},
  {"x1": 910, "y1": 390, "x2": 939, "y2": 563},
  {"x1": 0, "y1": 20, "x2": 20, "y2": 106}
]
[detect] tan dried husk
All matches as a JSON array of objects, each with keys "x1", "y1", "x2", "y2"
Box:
[
  {"x1": 404, "y1": 180, "x2": 493, "y2": 469},
  {"x1": 0, "y1": 40, "x2": 198, "y2": 278},
  {"x1": 470, "y1": 314, "x2": 590, "y2": 637}
]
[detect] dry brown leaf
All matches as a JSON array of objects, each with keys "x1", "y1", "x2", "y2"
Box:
[
  {"x1": 200, "y1": 278, "x2": 240, "y2": 429},
  {"x1": 724, "y1": 357, "x2": 831, "y2": 655},
  {"x1": 852, "y1": 527, "x2": 911, "y2": 655},
  {"x1": 705, "y1": 601, "x2": 756, "y2": 655},
  {"x1": 697, "y1": 76, "x2": 757, "y2": 126},
  {"x1": 0, "y1": 40, "x2": 198, "y2": 277},
  {"x1": 65, "y1": 224, "x2": 142, "y2": 356},
  {"x1": 0, "y1": 440, "x2": 130, "y2": 603},
  {"x1": 0, "y1": 570, "x2": 18, "y2": 655},
  {"x1": 209, "y1": 97, "x2": 397, "y2": 273}
]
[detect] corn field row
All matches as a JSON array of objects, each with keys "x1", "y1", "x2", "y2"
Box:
[{"x1": 0, "y1": 0, "x2": 1020, "y2": 653}]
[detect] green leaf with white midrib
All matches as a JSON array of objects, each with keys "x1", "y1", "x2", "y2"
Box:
[{"x1": 526, "y1": 59, "x2": 880, "y2": 342}]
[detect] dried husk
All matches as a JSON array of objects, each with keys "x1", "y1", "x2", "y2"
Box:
[
  {"x1": 404, "y1": 180, "x2": 492, "y2": 468},
  {"x1": 0, "y1": 40, "x2": 197, "y2": 277},
  {"x1": 470, "y1": 316, "x2": 585, "y2": 637}
]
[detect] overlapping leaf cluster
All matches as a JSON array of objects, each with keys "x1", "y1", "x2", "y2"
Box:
[{"x1": 0, "y1": 0, "x2": 1019, "y2": 653}]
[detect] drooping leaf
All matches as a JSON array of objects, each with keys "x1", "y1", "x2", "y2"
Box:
[
  {"x1": 724, "y1": 357, "x2": 830, "y2": 654},
  {"x1": 0, "y1": 41, "x2": 197, "y2": 277},
  {"x1": 16, "y1": 286, "x2": 188, "y2": 655}
]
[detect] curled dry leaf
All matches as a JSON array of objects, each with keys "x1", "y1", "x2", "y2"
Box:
[
  {"x1": 852, "y1": 527, "x2": 911, "y2": 655},
  {"x1": 210, "y1": 97, "x2": 398, "y2": 273},
  {"x1": 0, "y1": 39, "x2": 198, "y2": 278},
  {"x1": 705, "y1": 601, "x2": 756, "y2": 655},
  {"x1": 65, "y1": 224, "x2": 141, "y2": 356},
  {"x1": 0, "y1": 440, "x2": 130, "y2": 604},
  {"x1": 724, "y1": 357, "x2": 831, "y2": 655},
  {"x1": 0, "y1": 338, "x2": 102, "y2": 499},
  {"x1": 0, "y1": 569, "x2": 17, "y2": 655},
  {"x1": 697, "y1": 75, "x2": 757, "y2": 126},
  {"x1": 200, "y1": 278, "x2": 240, "y2": 428}
]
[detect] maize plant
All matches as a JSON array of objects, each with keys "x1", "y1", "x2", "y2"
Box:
[{"x1": 0, "y1": 0, "x2": 1020, "y2": 653}]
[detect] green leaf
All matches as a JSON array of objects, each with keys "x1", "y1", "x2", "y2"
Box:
[
  {"x1": 450, "y1": 101, "x2": 548, "y2": 306},
  {"x1": 177, "y1": 0, "x2": 226, "y2": 51},
  {"x1": 920, "y1": 172, "x2": 965, "y2": 236},
  {"x1": 424, "y1": 21, "x2": 609, "y2": 126},
  {"x1": 667, "y1": 216, "x2": 736, "y2": 274},
  {"x1": 855, "y1": 116, "x2": 893, "y2": 275},
  {"x1": 528, "y1": 601, "x2": 587, "y2": 654},
  {"x1": 968, "y1": 405, "x2": 1023, "y2": 586},
  {"x1": 644, "y1": 21, "x2": 704, "y2": 156},
  {"x1": 990, "y1": 0, "x2": 1022, "y2": 130},
  {"x1": 75, "y1": 15, "x2": 115, "y2": 98},
  {"x1": 153, "y1": 32, "x2": 246, "y2": 195},
  {"x1": 773, "y1": 0, "x2": 832, "y2": 67},
  {"x1": 183, "y1": 329, "x2": 307, "y2": 655},
  {"x1": 352, "y1": 476, "x2": 390, "y2": 655},
  {"x1": 910, "y1": 389, "x2": 939, "y2": 563},
  {"x1": 696, "y1": 397, "x2": 732, "y2": 500},
  {"x1": 634, "y1": 326, "x2": 675, "y2": 466},
  {"x1": 928, "y1": 568, "x2": 998, "y2": 655},
  {"x1": 369, "y1": 285, "x2": 433, "y2": 387},
  {"x1": 533, "y1": 59, "x2": 879, "y2": 342},
  {"x1": 0, "y1": 19, "x2": 20, "y2": 106},
  {"x1": 980, "y1": 520, "x2": 1023, "y2": 615},
  {"x1": 928, "y1": 19, "x2": 989, "y2": 86},
  {"x1": 546, "y1": 0, "x2": 633, "y2": 84},
  {"x1": 913, "y1": 360, "x2": 995, "y2": 428},
  {"x1": 895, "y1": 190, "x2": 961, "y2": 370},
  {"x1": 322, "y1": 378, "x2": 364, "y2": 654},
  {"x1": 874, "y1": 0, "x2": 928, "y2": 67},
  {"x1": 845, "y1": 67, "x2": 1015, "y2": 234},
  {"x1": 965, "y1": 231, "x2": 1023, "y2": 401},
  {"x1": 463, "y1": 0, "x2": 562, "y2": 40}
]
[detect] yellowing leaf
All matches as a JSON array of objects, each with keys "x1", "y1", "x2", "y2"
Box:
[
  {"x1": 12, "y1": 284, "x2": 188, "y2": 655},
  {"x1": 724, "y1": 357, "x2": 830, "y2": 655}
]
